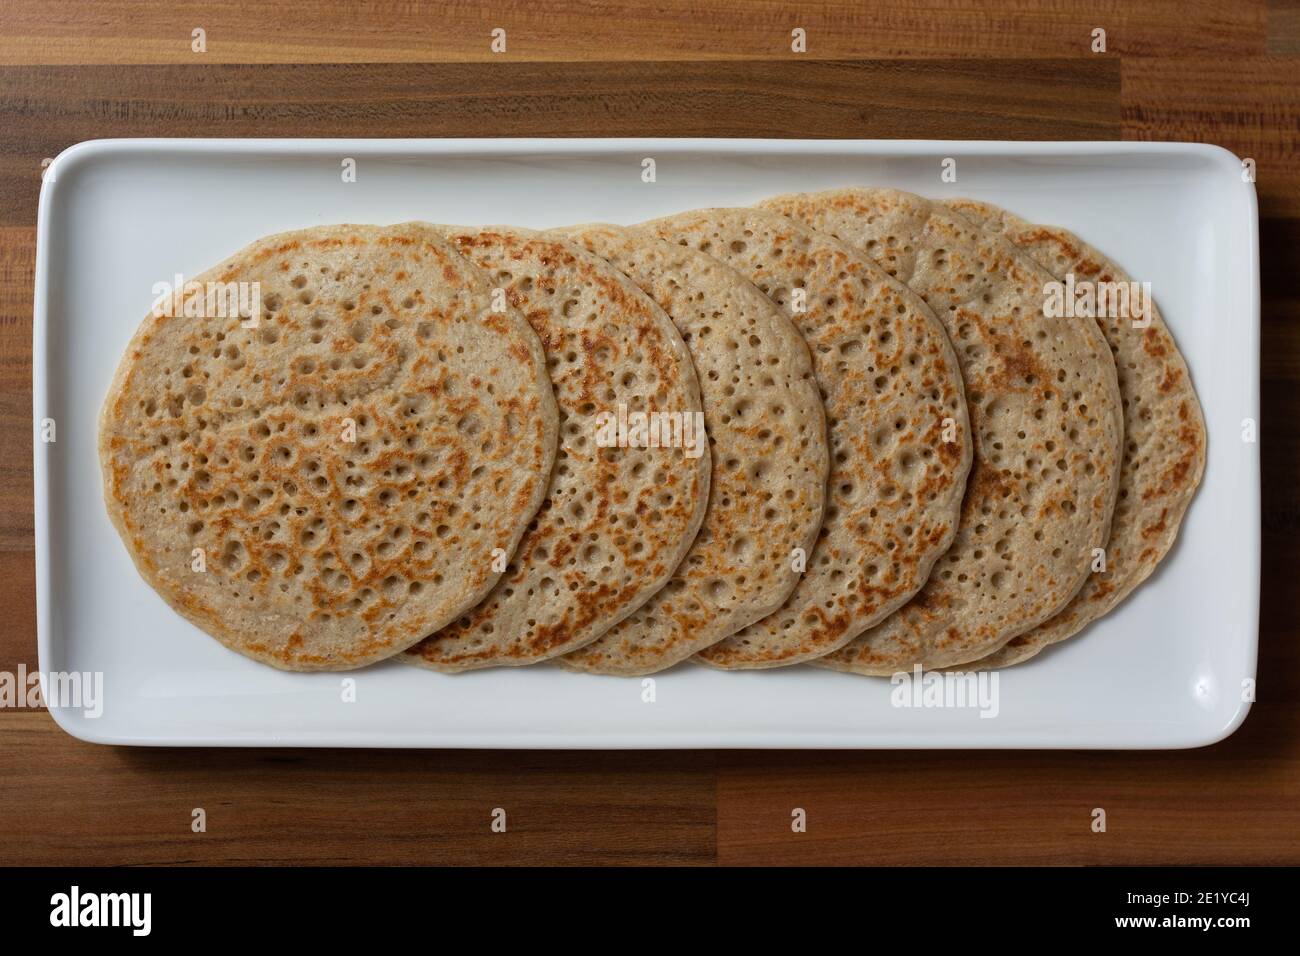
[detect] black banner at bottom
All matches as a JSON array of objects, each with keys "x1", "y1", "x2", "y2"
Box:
[{"x1": 2, "y1": 865, "x2": 1278, "y2": 940}]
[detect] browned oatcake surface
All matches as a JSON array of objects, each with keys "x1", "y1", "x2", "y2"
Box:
[
  {"x1": 552, "y1": 224, "x2": 829, "y2": 675},
  {"x1": 942, "y1": 198, "x2": 1205, "y2": 669},
  {"x1": 643, "y1": 208, "x2": 972, "y2": 668},
  {"x1": 401, "y1": 227, "x2": 711, "y2": 672},
  {"x1": 760, "y1": 189, "x2": 1124, "y2": 672},
  {"x1": 99, "y1": 223, "x2": 558, "y2": 670}
]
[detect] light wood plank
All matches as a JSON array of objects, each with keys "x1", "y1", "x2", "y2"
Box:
[
  {"x1": 1123, "y1": 56, "x2": 1300, "y2": 215},
  {"x1": 0, "y1": 1, "x2": 1268, "y2": 65}
]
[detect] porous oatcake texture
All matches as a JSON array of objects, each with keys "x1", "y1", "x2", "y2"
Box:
[
  {"x1": 99, "y1": 223, "x2": 558, "y2": 671},
  {"x1": 941, "y1": 198, "x2": 1205, "y2": 669},
  {"x1": 643, "y1": 208, "x2": 972, "y2": 668},
  {"x1": 759, "y1": 188, "x2": 1123, "y2": 673},
  {"x1": 402, "y1": 226, "x2": 711, "y2": 672},
  {"x1": 552, "y1": 224, "x2": 829, "y2": 675}
]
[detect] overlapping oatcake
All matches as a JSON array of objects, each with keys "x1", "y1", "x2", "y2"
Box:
[
  {"x1": 760, "y1": 189, "x2": 1124, "y2": 672},
  {"x1": 941, "y1": 199, "x2": 1205, "y2": 669},
  {"x1": 553, "y1": 224, "x2": 829, "y2": 674},
  {"x1": 99, "y1": 223, "x2": 558, "y2": 670},
  {"x1": 401, "y1": 227, "x2": 710, "y2": 672},
  {"x1": 643, "y1": 208, "x2": 972, "y2": 668}
]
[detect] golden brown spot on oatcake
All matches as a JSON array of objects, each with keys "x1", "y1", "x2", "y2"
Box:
[
  {"x1": 1158, "y1": 365, "x2": 1184, "y2": 394},
  {"x1": 1140, "y1": 508, "x2": 1169, "y2": 540},
  {"x1": 1022, "y1": 228, "x2": 1079, "y2": 260},
  {"x1": 1065, "y1": 252, "x2": 1103, "y2": 276},
  {"x1": 1089, "y1": 579, "x2": 1116, "y2": 602},
  {"x1": 1143, "y1": 409, "x2": 1200, "y2": 499},
  {"x1": 1164, "y1": 452, "x2": 1194, "y2": 489},
  {"x1": 908, "y1": 585, "x2": 952, "y2": 614},
  {"x1": 965, "y1": 461, "x2": 1011, "y2": 503},
  {"x1": 934, "y1": 426, "x2": 964, "y2": 468},
  {"x1": 1142, "y1": 326, "x2": 1169, "y2": 358},
  {"x1": 956, "y1": 308, "x2": 1049, "y2": 394},
  {"x1": 993, "y1": 336, "x2": 1047, "y2": 391}
]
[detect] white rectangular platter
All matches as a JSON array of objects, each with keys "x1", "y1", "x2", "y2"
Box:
[{"x1": 34, "y1": 138, "x2": 1259, "y2": 748}]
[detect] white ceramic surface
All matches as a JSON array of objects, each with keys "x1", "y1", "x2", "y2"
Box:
[{"x1": 33, "y1": 139, "x2": 1259, "y2": 748}]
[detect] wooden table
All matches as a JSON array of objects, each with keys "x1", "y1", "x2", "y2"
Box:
[{"x1": 0, "y1": 1, "x2": 1295, "y2": 866}]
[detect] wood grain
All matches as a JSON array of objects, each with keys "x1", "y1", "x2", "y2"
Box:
[
  {"x1": 0, "y1": 1, "x2": 1269, "y2": 65},
  {"x1": 0, "y1": 60, "x2": 1118, "y2": 227},
  {"x1": 0, "y1": 229, "x2": 34, "y2": 553},
  {"x1": 0, "y1": 552, "x2": 36, "y2": 673},
  {"x1": 1269, "y1": 0, "x2": 1300, "y2": 53},
  {"x1": 1123, "y1": 57, "x2": 1300, "y2": 214},
  {"x1": 0, "y1": 714, "x2": 714, "y2": 865},
  {"x1": 717, "y1": 705, "x2": 1300, "y2": 865}
]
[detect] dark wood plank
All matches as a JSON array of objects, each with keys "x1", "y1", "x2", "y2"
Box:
[
  {"x1": 0, "y1": 552, "x2": 36, "y2": 675},
  {"x1": 0, "y1": 1, "x2": 1268, "y2": 64},
  {"x1": 717, "y1": 704, "x2": 1300, "y2": 865},
  {"x1": 0, "y1": 713, "x2": 716, "y2": 864},
  {"x1": 0, "y1": 229, "x2": 34, "y2": 553},
  {"x1": 1261, "y1": 218, "x2": 1300, "y2": 558},
  {"x1": 0, "y1": 60, "x2": 1119, "y2": 228}
]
